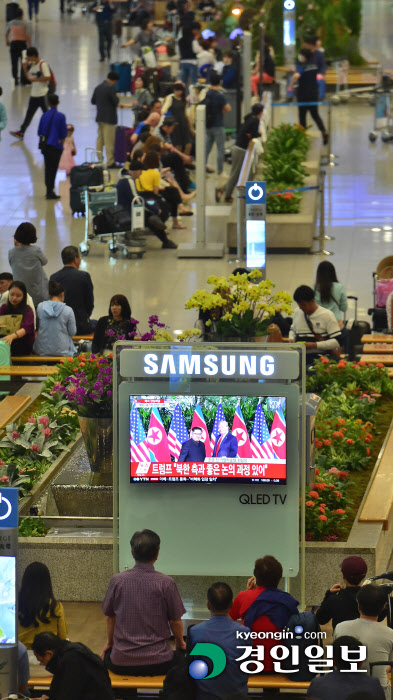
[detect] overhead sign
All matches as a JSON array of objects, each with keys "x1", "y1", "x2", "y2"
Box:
[
  {"x1": 283, "y1": 0, "x2": 295, "y2": 10},
  {"x1": 120, "y1": 349, "x2": 300, "y2": 381},
  {"x1": 0, "y1": 489, "x2": 18, "y2": 529},
  {"x1": 246, "y1": 181, "x2": 266, "y2": 204},
  {"x1": 283, "y1": 0, "x2": 296, "y2": 65}
]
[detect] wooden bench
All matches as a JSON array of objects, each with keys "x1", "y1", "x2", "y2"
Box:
[
  {"x1": 360, "y1": 354, "x2": 393, "y2": 366},
  {"x1": 0, "y1": 395, "x2": 31, "y2": 429},
  {"x1": 359, "y1": 421, "x2": 393, "y2": 530},
  {"x1": 361, "y1": 334, "x2": 393, "y2": 344},
  {"x1": 0, "y1": 366, "x2": 58, "y2": 377},
  {"x1": 72, "y1": 334, "x2": 94, "y2": 342},
  {"x1": 28, "y1": 672, "x2": 310, "y2": 692},
  {"x1": 362, "y1": 344, "x2": 393, "y2": 354}
]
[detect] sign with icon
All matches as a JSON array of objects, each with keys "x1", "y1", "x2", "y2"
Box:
[
  {"x1": 245, "y1": 181, "x2": 266, "y2": 274},
  {"x1": 283, "y1": 0, "x2": 296, "y2": 66},
  {"x1": 0, "y1": 487, "x2": 18, "y2": 697}
]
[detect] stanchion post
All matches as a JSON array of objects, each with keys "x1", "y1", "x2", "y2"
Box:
[
  {"x1": 258, "y1": 23, "x2": 265, "y2": 102},
  {"x1": 311, "y1": 168, "x2": 332, "y2": 256}
]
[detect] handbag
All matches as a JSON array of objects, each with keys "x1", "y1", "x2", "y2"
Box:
[
  {"x1": 0, "y1": 315, "x2": 23, "y2": 336},
  {"x1": 39, "y1": 109, "x2": 56, "y2": 152},
  {"x1": 303, "y1": 312, "x2": 342, "y2": 357}
]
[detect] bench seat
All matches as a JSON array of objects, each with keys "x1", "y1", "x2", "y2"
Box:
[
  {"x1": 361, "y1": 334, "x2": 393, "y2": 344},
  {"x1": 0, "y1": 365, "x2": 58, "y2": 377},
  {"x1": 0, "y1": 395, "x2": 31, "y2": 429}
]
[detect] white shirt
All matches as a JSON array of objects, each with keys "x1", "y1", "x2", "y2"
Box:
[
  {"x1": 334, "y1": 618, "x2": 393, "y2": 700},
  {"x1": 289, "y1": 305, "x2": 341, "y2": 352},
  {"x1": 27, "y1": 60, "x2": 50, "y2": 98}
]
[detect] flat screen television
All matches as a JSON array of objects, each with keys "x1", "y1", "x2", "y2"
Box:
[
  {"x1": 0, "y1": 556, "x2": 16, "y2": 644},
  {"x1": 130, "y1": 395, "x2": 287, "y2": 484}
]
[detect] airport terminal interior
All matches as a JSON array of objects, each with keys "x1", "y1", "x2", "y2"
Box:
[{"x1": 1, "y1": 0, "x2": 393, "y2": 689}]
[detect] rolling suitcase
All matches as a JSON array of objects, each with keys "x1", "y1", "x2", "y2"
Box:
[
  {"x1": 114, "y1": 112, "x2": 134, "y2": 164},
  {"x1": 111, "y1": 61, "x2": 132, "y2": 94},
  {"x1": 6, "y1": 2, "x2": 19, "y2": 21},
  {"x1": 345, "y1": 295, "x2": 371, "y2": 360}
]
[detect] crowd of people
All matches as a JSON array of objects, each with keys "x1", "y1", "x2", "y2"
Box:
[{"x1": 15, "y1": 533, "x2": 393, "y2": 700}]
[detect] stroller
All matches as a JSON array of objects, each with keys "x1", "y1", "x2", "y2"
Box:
[{"x1": 368, "y1": 256, "x2": 393, "y2": 332}]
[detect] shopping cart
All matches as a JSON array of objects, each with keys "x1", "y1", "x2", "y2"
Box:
[{"x1": 369, "y1": 75, "x2": 393, "y2": 142}]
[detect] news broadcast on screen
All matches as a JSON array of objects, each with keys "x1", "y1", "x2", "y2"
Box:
[{"x1": 129, "y1": 395, "x2": 287, "y2": 484}]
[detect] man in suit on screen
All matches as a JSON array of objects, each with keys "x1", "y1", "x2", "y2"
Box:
[
  {"x1": 213, "y1": 421, "x2": 238, "y2": 458},
  {"x1": 178, "y1": 427, "x2": 206, "y2": 463}
]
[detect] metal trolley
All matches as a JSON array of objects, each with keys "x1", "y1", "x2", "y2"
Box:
[
  {"x1": 79, "y1": 186, "x2": 147, "y2": 259},
  {"x1": 369, "y1": 75, "x2": 393, "y2": 142}
]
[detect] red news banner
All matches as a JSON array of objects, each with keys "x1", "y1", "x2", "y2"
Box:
[{"x1": 130, "y1": 461, "x2": 286, "y2": 480}]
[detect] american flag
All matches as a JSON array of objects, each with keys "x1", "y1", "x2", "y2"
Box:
[
  {"x1": 130, "y1": 403, "x2": 154, "y2": 462},
  {"x1": 168, "y1": 403, "x2": 189, "y2": 460},
  {"x1": 251, "y1": 401, "x2": 277, "y2": 460},
  {"x1": 210, "y1": 400, "x2": 226, "y2": 454}
]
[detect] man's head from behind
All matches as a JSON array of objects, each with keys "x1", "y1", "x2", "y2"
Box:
[
  {"x1": 207, "y1": 582, "x2": 233, "y2": 614},
  {"x1": 293, "y1": 285, "x2": 316, "y2": 315},
  {"x1": 340, "y1": 556, "x2": 368, "y2": 586},
  {"x1": 356, "y1": 584, "x2": 386, "y2": 618},
  {"x1": 61, "y1": 245, "x2": 80, "y2": 267},
  {"x1": 107, "y1": 71, "x2": 119, "y2": 84},
  {"x1": 32, "y1": 632, "x2": 63, "y2": 666},
  {"x1": 128, "y1": 160, "x2": 143, "y2": 179},
  {"x1": 332, "y1": 636, "x2": 363, "y2": 671},
  {"x1": 209, "y1": 72, "x2": 221, "y2": 87},
  {"x1": 254, "y1": 555, "x2": 283, "y2": 588},
  {"x1": 130, "y1": 529, "x2": 160, "y2": 563}
]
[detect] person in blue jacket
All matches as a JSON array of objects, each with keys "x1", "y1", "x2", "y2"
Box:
[
  {"x1": 33, "y1": 280, "x2": 76, "y2": 356},
  {"x1": 38, "y1": 93, "x2": 67, "y2": 200},
  {"x1": 213, "y1": 420, "x2": 238, "y2": 458}
]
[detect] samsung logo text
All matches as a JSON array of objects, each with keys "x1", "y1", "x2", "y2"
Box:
[{"x1": 143, "y1": 353, "x2": 275, "y2": 377}]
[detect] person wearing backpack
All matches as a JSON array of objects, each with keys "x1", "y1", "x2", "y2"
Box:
[
  {"x1": 203, "y1": 72, "x2": 231, "y2": 175},
  {"x1": 38, "y1": 93, "x2": 67, "y2": 199},
  {"x1": 10, "y1": 47, "x2": 52, "y2": 140}
]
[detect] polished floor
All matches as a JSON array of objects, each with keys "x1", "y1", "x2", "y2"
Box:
[{"x1": 0, "y1": 0, "x2": 392, "y2": 331}]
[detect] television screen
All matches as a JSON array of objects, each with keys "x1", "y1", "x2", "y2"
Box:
[
  {"x1": 0, "y1": 556, "x2": 16, "y2": 644},
  {"x1": 130, "y1": 395, "x2": 287, "y2": 484}
]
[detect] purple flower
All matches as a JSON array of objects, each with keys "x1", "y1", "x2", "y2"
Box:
[
  {"x1": 117, "y1": 334, "x2": 125, "y2": 340},
  {"x1": 149, "y1": 315, "x2": 159, "y2": 325},
  {"x1": 130, "y1": 318, "x2": 139, "y2": 325},
  {"x1": 106, "y1": 329, "x2": 116, "y2": 336},
  {"x1": 107, "y1": 390, "x2": 112, "y2": 396}
]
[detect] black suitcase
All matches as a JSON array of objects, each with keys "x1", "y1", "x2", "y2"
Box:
[
  {"x1": 70, "y1": 163, "x2": 104, "y2": 190},
  {"x1": 92, "y1": 205, "x2": 131, "y2": 235},
  {"x1": 346, "y1": 295, "x2": 371, "y2": 360},
  {"x1": 6, "y1": 2, "x2": 19, "y2": 21}
]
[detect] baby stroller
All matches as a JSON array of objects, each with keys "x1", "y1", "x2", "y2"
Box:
[{"x1": 368, "y1": 256, "x2": 393, "y2": 332}]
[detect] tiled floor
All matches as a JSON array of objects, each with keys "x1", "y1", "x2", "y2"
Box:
[{"x1": 0, "y1": 1, "x2": 393, "y2": 332}]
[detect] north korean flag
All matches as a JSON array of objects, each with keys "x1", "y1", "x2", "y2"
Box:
[
  {"x1": 147, "y1": 407, "x2": 171, "y2": 462},
  {"x1": 191, "y1": 402, "x2": 212, "y2": 457},
  {"x1": 231, "y1": 402, "x2": 252, "y2": 458},
  {"x1": 270, "y1": 407, "x2": 286, "y2": 460}
]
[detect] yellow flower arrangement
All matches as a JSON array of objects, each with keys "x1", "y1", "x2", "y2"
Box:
[{"x1": 185, "y1": 270, "x2": 292, "y2": 339}]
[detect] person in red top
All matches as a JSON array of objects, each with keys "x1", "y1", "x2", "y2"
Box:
[{"x1": 229, "y1": 555, "x2": 298, "y2": 672}]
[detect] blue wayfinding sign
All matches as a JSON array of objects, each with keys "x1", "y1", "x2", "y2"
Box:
[
  {"x1": 246, "y1": 181, "x2": 266, "y2": 204},
  {"x1": 0, "y1": 488, "x2": 18, "y2": 529}
]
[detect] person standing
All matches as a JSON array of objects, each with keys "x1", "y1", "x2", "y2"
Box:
[
  {"x1": 5, "y1": 7, "x2": 31, "y2": 86},
  {"x1": 8, "y1": 222, "x2": 49, "y2": 308},
  {"x1": 178, "y1": 22, "x2": 201, "y2": 90},
  {"x1": 10, "y1": 47, "x2": 50, "y2": 141},
  {"x1": 38, "y1": 94, "x2": 67, "y2": 200},
  {"x1": 91, "y1": 71, "x2": 119, "y2": 168},
  {"x1": 288, "y1": 48, "x2": 328, "y2": 145},
  {"x1": 91, "y1": 0, "x2": 116, "y2": 62},
  {"x1": 212, "y1": 420, "x2": 238, "y2": 458},
  {"x1": 178, "y1": 427, "x2": 206, "y2": 463},
  {"x1": 203, "y1": 72, "x2": 231, "y2": 175},
  {"x1": 216, "y1": 103, "x2": 263, "y2": 203},
  {"x1": 27, "y1": 0, "x2": 40, "y2": 22}
]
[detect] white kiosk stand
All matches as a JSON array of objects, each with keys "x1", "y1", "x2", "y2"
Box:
[{"x1": 0, "y1": 488, "x2": 18, "y2": 699}]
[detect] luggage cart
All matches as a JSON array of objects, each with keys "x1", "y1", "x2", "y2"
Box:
[
  {"x1": 368, "y1": 85, "x2": 393, "y2": 142},
  {"x1": 79, "y1": 186, "x2": 147, "y2": 259}
]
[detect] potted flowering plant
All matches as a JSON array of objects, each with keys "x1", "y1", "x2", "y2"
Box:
[{"x1": 185, "y1": 269, "x2": 292, "y2": 339}]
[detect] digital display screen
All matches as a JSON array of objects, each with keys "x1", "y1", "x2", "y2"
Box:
[
  {"x1": 246, "y1": 220, "x2": 266, "y2": 270},
  {"x1": 0, "y1": 557, "x2": 16, "y2": 644},
  {"x1": 283, "y1": 18, "x2": 296, "y2": 46},
  {"x1": 130, "y1": 395, "x2": 287, "y2": 484}
]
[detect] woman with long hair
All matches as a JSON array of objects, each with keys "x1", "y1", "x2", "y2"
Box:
[
  {"x1": 161, "y1": 81, "x2": 193, "y2": 154},
  {"x1": 314, "y1": 261, "x2": 347, "y2": 324},
  {"x1": 135, "y1": 150, "x2": 188, "y2": 229},
  {"x1": 0, "y1": 280, "x2": 35, "y2": 355},
  {"x1": 92, "y1": 293, "x2": 136, "y2": 355},
  {"x1": 18, "y1": 562, "x2": 67, "y2": 649}
]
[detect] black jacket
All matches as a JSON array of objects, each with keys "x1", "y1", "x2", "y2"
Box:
[
  {"x1": 315, "y1": 586, "x2": 361, "y2": 629},
  {"x1": 46, "y1": 641, "x2": 114, "y2": 700},
  {"x1": 92, "y1": 315, "x2": 136, "y2": 354},
  {"x1": 178, "y1": 438, "x2": 206, "y2": 463},
  {"x1": 91, "y1": 80, "x2": 119, "y2": 125},
  {"x1": 50, "y1": 266, "x2": 94, "y2": 335}
]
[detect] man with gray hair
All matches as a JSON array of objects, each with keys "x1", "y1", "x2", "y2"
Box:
[{"x1": 101, "y1": 529, "x2": 186, "y2": 675}]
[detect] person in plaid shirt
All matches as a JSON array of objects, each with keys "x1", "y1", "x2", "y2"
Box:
[{"x1": 102, "y1": 529, "x2": 186, "y2": 675}]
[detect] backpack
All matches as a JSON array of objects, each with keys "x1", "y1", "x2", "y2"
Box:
[
  {"x1": 40, "y1": 60, "x2": 56, "y2": 94},
  {"x1": 281, "y1": 611, "x2": 323, "y2": 681}
]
